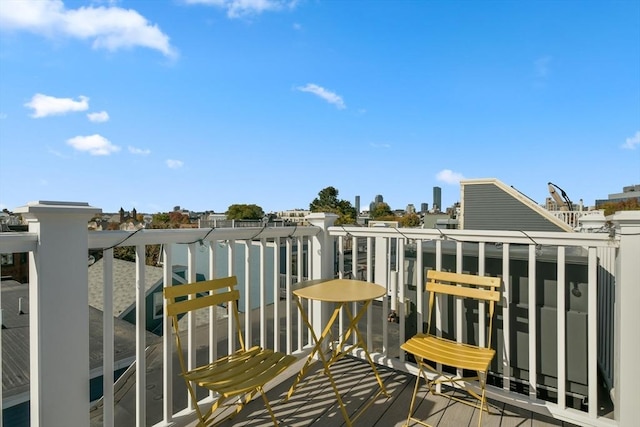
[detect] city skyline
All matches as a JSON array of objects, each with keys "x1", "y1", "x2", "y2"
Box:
[{"x1": 0, "y1": 0, "x2": 638, "y2": 213}]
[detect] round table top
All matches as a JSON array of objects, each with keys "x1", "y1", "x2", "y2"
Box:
[{"x1": 292, "y1": 278, "x2": 386, "y2": 302}]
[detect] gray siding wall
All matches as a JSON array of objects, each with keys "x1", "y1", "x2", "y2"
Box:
[{"x1": 463, "y1": 184, "x2": 566, "y2": 232}]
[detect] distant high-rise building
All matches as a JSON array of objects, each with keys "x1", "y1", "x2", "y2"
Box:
[
  {"x1": 355, "y1": 195, "x2": 360, "y2": 213},
  {"x1": 406, "y1": 204, "x2": 416, "y2": 214},
  {"x1": 433, "y1": 187, "x2": 442, "y2": 212},
  {"x1": 370, "y1": 194, "x2": 384, "y2": 212},
  {"x1": 421, "y1": 203, "x2": 428, "y2": 213}
]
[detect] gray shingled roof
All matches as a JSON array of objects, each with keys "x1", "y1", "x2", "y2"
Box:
[
  {"x1": 1, "y1": 280, "x2": 155, "y2": 405},
  {"x1": 88, "y1": 258, "x2": 164, "y2": 317}
]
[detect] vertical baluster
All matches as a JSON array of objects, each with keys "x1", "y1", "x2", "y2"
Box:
[
  {"x1": 135, "y1": 245, "x2": 146, "y2": 426},
  {"x1": 557, "y1": 246, "x2": 566, "y2": 410},
  {"x1": 501, "y1": 243, "x2": 511, "y2": 392},
  {"x1": 186, "y1": 244, "x2": 196, "y2": 409},
  {"x1": 273, "y1": 237, "x2": 281, "y2": 352},
  {"x1": 587, "y1": 247, "x2": 598, "y2": 419},
  {"x1": 102, "y1": 248, "x2": 114, "y2": 427},
  {"x1": 162, "y1": 245, "x2": 173, "y2": 421},
  {"x1": 527, "y1": 244, "x2": 537, "y2": 399}
]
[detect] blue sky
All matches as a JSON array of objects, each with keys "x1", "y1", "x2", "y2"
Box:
[{"x1": 0, "y1": 0, "x2": 638, "y2": 214}]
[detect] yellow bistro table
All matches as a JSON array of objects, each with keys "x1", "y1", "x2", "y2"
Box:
[{"x1": 286, "y1": 278, "x2": 390, "y2": 426}]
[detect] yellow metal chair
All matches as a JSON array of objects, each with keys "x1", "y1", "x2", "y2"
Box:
[
  {"x1": 401, "y1": 270, "x2": 501, "y2": 427},
  {"x1": 164, "y1": 276, "x2": 296, "y2": 426}
]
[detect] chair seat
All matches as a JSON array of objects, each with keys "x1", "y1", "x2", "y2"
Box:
[
  {"x1": 182, "y1": 346, "x2": 297, "y2": 399},
  {"x1": 401, "y1": 334, "x2": 495, "y2": 372}
]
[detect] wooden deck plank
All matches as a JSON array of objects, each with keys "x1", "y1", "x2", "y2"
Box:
[
  {"x1": 531, "y1": 412, "x2": 564, "y2": 426},
  {"x1": 490, "y1": 402, "x2": 532, "y2": 427},
  {"x1": 212, "y1": 355, "x2": 581, "y2": 427},
  {"x1": 470, "y1": 398, "x2": 507, "y2": 427},
  {"x1": 436, "y1": 388, "x2": 476, "y2": 426},
  {"x1": 356, "y1": 370, "x2": 416, "y2": 427},
  {"x1": 312, "y1": 360, "x2": 398, "y2": 426}
]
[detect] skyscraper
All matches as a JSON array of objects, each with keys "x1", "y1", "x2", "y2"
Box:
[
  {"x1": 370, "y1": 194, "x2": 384, "y2": 212},
  {"x1": 433, "y1": 187, "x2": 442, "y2": 212}
]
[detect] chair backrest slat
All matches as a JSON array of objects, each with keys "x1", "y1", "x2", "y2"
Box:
[
  {"x1": 166, "y1": 290, "x2": 239, "y2": 317},
  {"x1": 164, "y1": 275, "x2": 245, "y2": 354},
  {"x1": 425, "y1": 270, "x2": 501, "y2": 349},
  {"x1": 164, "y1": 276, "x2": 237, "y2": 300},
  {"x1": 426, "y1": 270, "x2": 500, "y2": 291},
  {"x1": 426, "y1": 281, "x2": 500, "y2": 302}
]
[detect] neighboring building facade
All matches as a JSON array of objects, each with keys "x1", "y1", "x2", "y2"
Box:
[
  {"x1": 0, "y1": 223, "x2": 29, "y2": 283},
  {"x1": 459, "y1": 178, "x2": 573, "y2": 232},
  {"x1": 276, "y1": 209, "x2": 311, "y2": 225},
  {"x1": 595, "y1": 184, "x2": 640, "y2": 208}
]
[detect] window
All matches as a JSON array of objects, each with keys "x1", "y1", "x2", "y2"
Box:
[
  {"x1": 1, "y1": 253, "x2": 14, "y2": 266},
  {"x1": 153, "y1": 292, "x2": 164, "y2": 320}
]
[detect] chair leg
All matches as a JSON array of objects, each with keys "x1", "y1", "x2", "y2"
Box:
[
  {"x1": 259, "y1": 387, "x2": 281, "y2": 426},
  {"x1": 405, "y1": 360, "x2": 435, "y2": 427},
  {"x1": 477, "y1": 371, "x2": 488, "y2": 427}
]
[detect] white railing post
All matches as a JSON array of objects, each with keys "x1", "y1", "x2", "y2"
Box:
[
  {"x1": 16, "y1": 201, "x2": 100, "y2": 427},
  {"x1": 305, "y1": 213, "x2": 338, "y2": 351},
  {"x1": 612, "y1": 211, "x2": 640, "y2": 426},
  {"x1": 305, "y1": 213, "x2": 337, "y2": 280}
]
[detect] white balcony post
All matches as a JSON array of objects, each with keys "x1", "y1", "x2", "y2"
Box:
[
  {"x1": 306, "y1": 213, "x2": 338, "y2": 280},
  {"x1": 305, "y1": 213, "x2": 338, "y2": 351},
  {"x1": 16, "y1": 201, "x2": 100, "y2": 427},
  {"x1": 612, "y1": 211, "x2": 640, "y2": 426}
]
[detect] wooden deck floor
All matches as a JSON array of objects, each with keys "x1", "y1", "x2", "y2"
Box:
[{"x1": 215, "y1": 355, "x2": 580, "y2": 427}]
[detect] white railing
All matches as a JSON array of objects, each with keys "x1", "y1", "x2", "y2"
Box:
[
  {"x1": 548, "y1": 209, "x2": 604, "y2": 229},
  {"x1": 1, "y1": 203, "x2": 639, "y2": 427},
  {"x1": 329, "y1": 219, "x2": 639, "y2": 427}
]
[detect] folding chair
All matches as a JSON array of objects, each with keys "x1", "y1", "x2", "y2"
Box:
[
  {"x1": 401, "y1": 270, "x2": 501, "y2": 427},
  {"x1": 164, "y1": 275, "x2": 296, "y2": 426}
]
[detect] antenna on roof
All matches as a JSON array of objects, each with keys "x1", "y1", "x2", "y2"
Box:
[{"x1": 548, "y1": 182, "x2": 574, "y2": 211}]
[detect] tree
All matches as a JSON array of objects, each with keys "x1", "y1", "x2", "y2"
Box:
[
  {"x1": 309, "y1": 186, "x2": 357, "y2": 225},
  {"x1": 169, "y1": 211, "x2": 189, "y2": 224},
  {"x1": 370, "y1": 202, "x2": 393, "y2": 220},
  {"x1": 227, "y1": 204, "x2": 265, "y2": 220},
  {"x1": 399, "y1": 212, "x2": 421, "y2": 227},
  {"x1": 152, "y1": 213, "x2": 170, "y2": 224},
  {"x1": 601, "y1": 198, "x2": 640, "y2": 216}
]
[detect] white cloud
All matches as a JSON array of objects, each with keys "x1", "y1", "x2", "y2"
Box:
[
  {"x1": 67, "y1": 134, "x2": 120, "y2": 155},
  {"x1": 0, "y1": 0, "x2": 177, "y2": 58},
  {"x1": 25, "y1": 93, "x2": 89, "y2": 118},
  {"x1": 296, "y1": 83, "x2": 345, "y2": 109},
  {"x1": 183, "y1": 0, "x2": 297, "y2": 19},
  {"x1": 621, "y1": 131, "x2": 640, "y2": 150},
  {"x1": 128, "y1": 146, "x2": 151, "y2": 155},
  {"x1": 166, "y1": 159, "x2": 184, "y2": 169},
  {"x1": 436, "y1": 169, "x2": 465, "y2": 185},
  {"x1": 87, "y1": 111, "x2": 109, "y2": 122}
]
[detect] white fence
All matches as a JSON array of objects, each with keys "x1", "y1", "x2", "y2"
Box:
[{"x1": 1, "y1": 203, "x2": 639, "y2": 427}]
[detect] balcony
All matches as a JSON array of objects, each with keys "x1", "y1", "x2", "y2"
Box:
[{"x1": 1, "y1": 201, "x2": 639, "y2": 427}]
